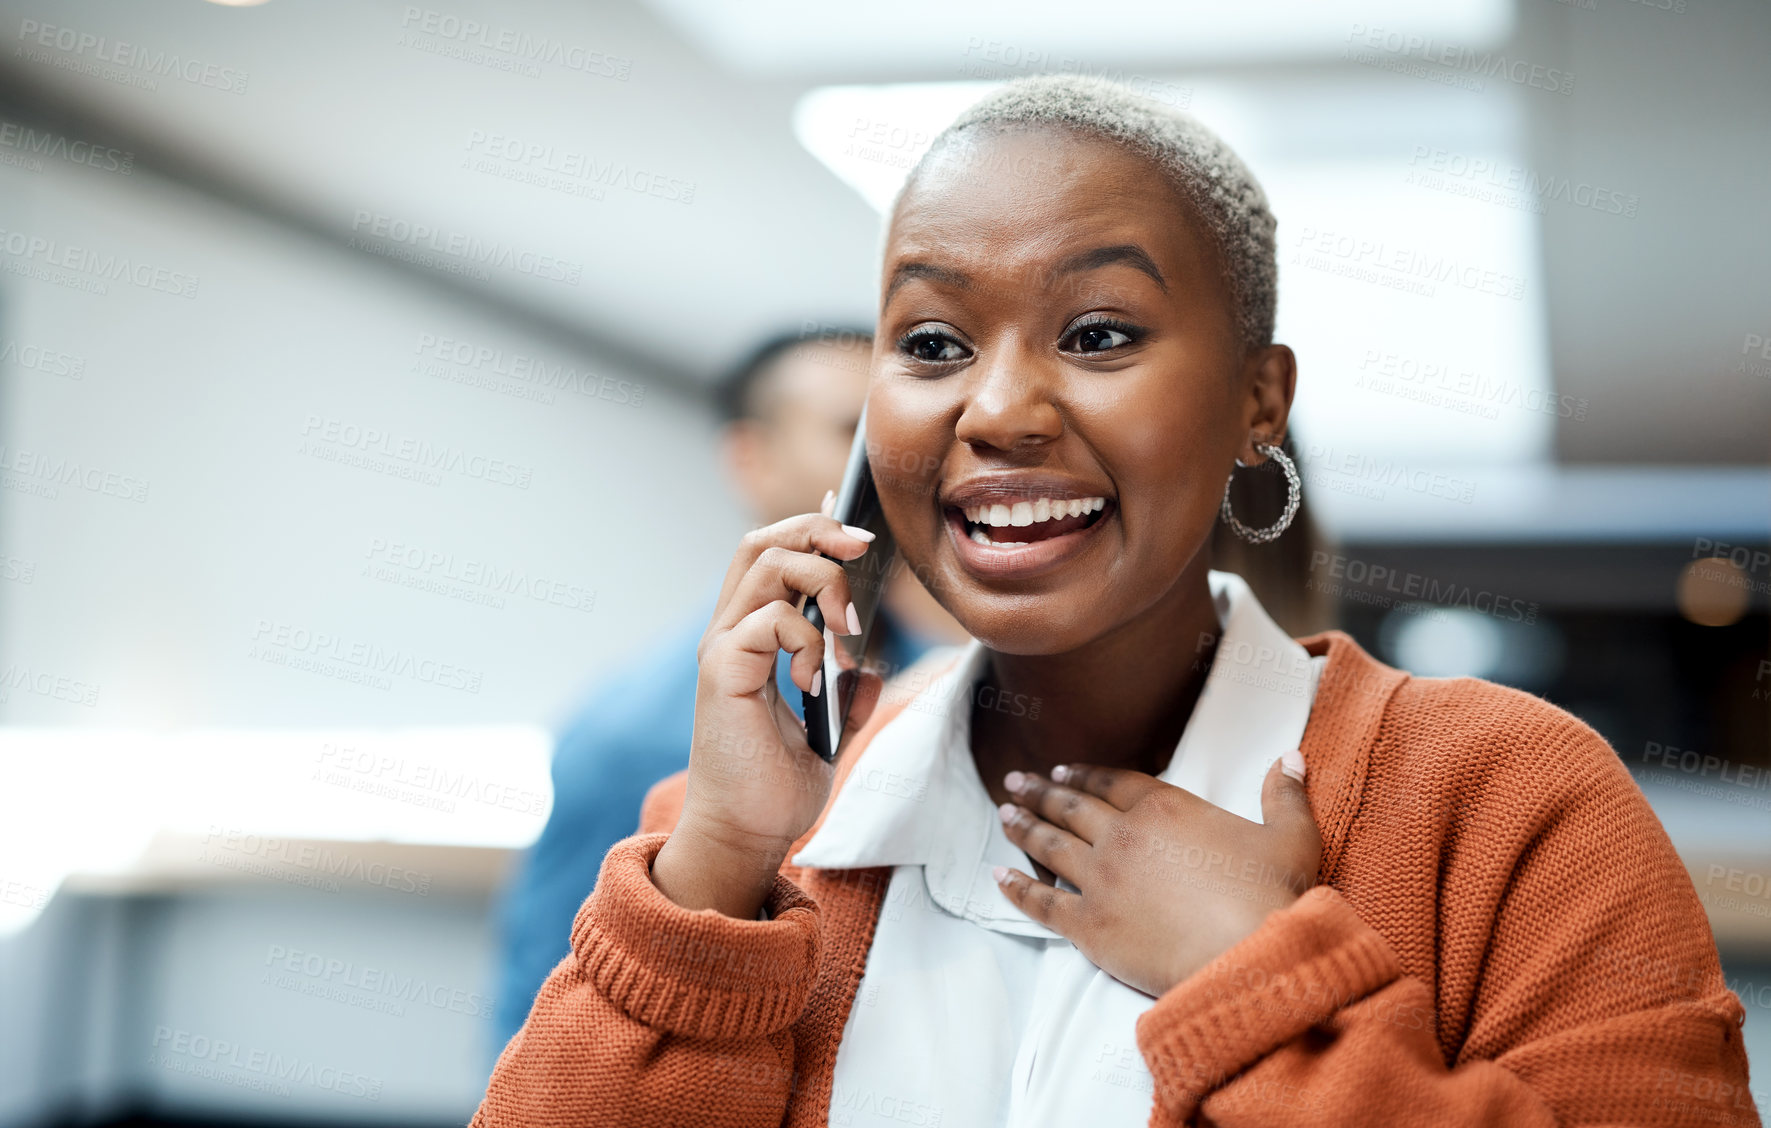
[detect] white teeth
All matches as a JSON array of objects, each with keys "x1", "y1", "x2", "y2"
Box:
[
  {"x1": 959, "y1": 494, "x2": 1109, "y2": 545},
  {"x1": 962, "y1": 496, "x2": 1106, "y2": 527}
]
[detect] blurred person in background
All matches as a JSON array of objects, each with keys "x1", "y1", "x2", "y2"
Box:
[{"x1": 489, "y1": 328, "x2": 963, "y2": 1052}]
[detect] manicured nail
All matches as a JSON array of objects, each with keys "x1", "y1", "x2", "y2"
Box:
[
  {"x1": 845, "y1": 602, "x2": 862, "y2": 635},
  {"x1": 1004, "y1": 770, "x2": 1025, "y2": 792},
  {"x1": 1281, "y1": 748, "x2": 1306, "y2": 782},
  {"x1": 992, "y1": 865, "x2": 1009, "y2": 884},
  {"x1": 1051, "y1": 764, "x2": 1070, "y2": 783},
  {"x1": 997, "y1": 802, "x2": 1017, "y2": 824},
  {"x1": 821, "y1": 489, "x2": 835, "y2": 515},
  {"x1": 841, "y1": 525, "x2": 876, "y2": 542},
  {"x1": 810, "y1": 669, "x2": 822, "y2": 698}
]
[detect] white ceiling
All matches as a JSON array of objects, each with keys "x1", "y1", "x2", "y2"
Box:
[
  {"x1": 2, "y1": 0, "x2": 888, "y2": 375},
  {"x1": 641, "y1": 0, "x2": 1512, "y2": 74}
]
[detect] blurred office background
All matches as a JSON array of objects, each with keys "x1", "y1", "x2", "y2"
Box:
[{"x1": 0, "y1": 0, "x2": 1765, "y2": 1124}]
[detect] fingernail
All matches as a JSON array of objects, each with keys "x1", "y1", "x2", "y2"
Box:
[
  {"x1": 1281, "y1": 748, "x2": 1306, "y2": 782},
  {"x1": 997, "y1": 802, "x2": 1017, "y2": 824},
  {"x1": 841, "y1": 524, "x2": 876, "y2": 542},
  {"x1": 992, "y1": 865, "x2": 1009, "y2": 884},
  {"x1": 821, "y1": 489, "x2": 835, "y2": 515},
  {"x1": 845, "y1": 602, "x2": 862, "y2": 635},
  {"x1": 1004, "y1": 770, "x2": 1025, "y2": 792},
  {"x1": 1051, "y1": 764, "x2": 1070, "y2": 783},
  {"x1": 810, "y1": 669, "x2": 822, "y2": 698}
]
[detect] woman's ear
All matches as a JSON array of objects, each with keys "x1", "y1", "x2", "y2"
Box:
[{"x1": 1237, "y1": 344, "x2": 1298, "y2": 464}]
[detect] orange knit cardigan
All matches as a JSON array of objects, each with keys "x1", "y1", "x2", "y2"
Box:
[{"x1": 474, "y1": 631, "x2": 1759, "y2": 1127}]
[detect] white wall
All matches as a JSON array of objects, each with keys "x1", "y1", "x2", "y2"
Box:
[{"x1": 0, "y1": 151, "x2": 749, "y2": 730}]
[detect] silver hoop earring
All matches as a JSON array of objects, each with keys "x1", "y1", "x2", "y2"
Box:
[{"x1": 1220, "y1": 442, "x2": 1302, "y2": 544}]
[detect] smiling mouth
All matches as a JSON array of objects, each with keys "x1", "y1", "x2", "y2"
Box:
[{"x1": 950, "y1": 496, "x2": 1110, "y2": 548}]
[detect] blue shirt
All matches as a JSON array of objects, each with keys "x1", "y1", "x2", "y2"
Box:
[{"x1": 490, "y1": 599, "x2": 935, "y2": 1055}]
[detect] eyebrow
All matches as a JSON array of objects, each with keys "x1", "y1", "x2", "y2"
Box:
[
  {"x1": 883, "y1": 244, "x2": 1168, "y2": 306},
  {"x1": 883, "y1": 261, "x2": 970, "y2": 305},
  {"x1": 1053, "y1": 244, "x2": 1168, "y2": 292}
]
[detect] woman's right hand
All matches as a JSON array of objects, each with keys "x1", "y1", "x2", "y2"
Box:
[{"x1": 651, "y1": 509, "x2": 881, "y2": 918}]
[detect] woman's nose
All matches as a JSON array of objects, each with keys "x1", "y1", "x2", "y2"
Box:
[{"x1": 954, "y1": 346, "x2": 1063, "y2": 454}]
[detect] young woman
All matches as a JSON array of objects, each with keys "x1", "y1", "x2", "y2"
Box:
[{"x1": 475, "y1": 77, "x2": 1756, "y2": 1127}]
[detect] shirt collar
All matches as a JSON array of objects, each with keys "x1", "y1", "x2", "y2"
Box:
[{"x1": 790, "y1": 571, "x2": 1322, "y2": 937}]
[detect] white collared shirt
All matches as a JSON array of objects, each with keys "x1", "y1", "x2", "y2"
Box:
[{"x1": 792, "y1": 571, "x2": 1326, "y2": 1128}]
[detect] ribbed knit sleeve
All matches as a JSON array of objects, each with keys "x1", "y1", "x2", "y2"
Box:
[
  {"x1": 1136, "y1": 884, "x2": 1402, "y2": 1114},
  {"x1": 571, "y1": 833, "x2": 821, "y2": 1039},
  {"x1": 473, "y1": 832, "x2": 824, "y2": 1128}
]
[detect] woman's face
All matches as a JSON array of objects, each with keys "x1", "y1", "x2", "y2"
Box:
[{"x1": 869, "y1": 126, "x2": 1293, "y2": 655}]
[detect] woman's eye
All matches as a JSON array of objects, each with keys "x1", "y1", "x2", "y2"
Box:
[
  {"x1": 901, "y1": 330, "x2": 968, "y2": 363},
  {"x1": 1069, "y1": 325, "x2": 1135, "y2": 353}
]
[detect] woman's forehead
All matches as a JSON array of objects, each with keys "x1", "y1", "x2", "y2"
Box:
[
  {"x1": 902, "y1": 128, "x2": 1166, "y2": 214},
  {"x1": 883, "y1": 133, "x2": 1209, "y2": 295}
]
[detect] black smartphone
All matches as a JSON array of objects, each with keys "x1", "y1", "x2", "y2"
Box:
[{"x1": 802, "y1": 405, "x2": 898, "y2": 762}]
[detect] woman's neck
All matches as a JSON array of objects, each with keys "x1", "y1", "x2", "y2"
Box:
[{"x1": 970, "y1": 563, "x2": 1223, "y2": 810}]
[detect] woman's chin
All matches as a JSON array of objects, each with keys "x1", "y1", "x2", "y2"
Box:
[
  {"x1": 896, "y1": 541, "x2": 1110, "y2": 656},
  {"x1": 941, "y1": 595, "x2": 1103, "y2": 657}
]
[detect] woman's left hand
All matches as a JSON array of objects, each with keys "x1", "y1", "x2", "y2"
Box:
[{"x1": 993, "y1": 754, "x2": 1321, "y2": 997}]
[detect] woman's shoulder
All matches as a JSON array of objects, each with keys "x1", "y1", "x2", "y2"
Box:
[
  {"x1": 1309, "y1": 629, "x2": 1626, "y2": 802},
  {"x1": 1412, "y1": 675, "x2": 1624, "y2": 794},
  {"x1": 1314, "y1": 634, "x2": 1677, "y2": 919},
  {"x1": 1390, "y1": 669, "x2": 1611, "y2": 755}
]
